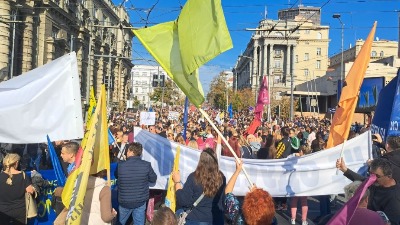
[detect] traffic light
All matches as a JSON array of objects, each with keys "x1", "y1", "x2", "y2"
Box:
[{"x1": 152, "y1": 74, "x2": 166, "y2": 87}]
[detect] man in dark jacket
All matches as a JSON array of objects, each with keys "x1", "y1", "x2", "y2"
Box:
[
  {"x1": 116, "y1": 142, "x2": 157, "y2": 225},
  {"x1": 337, "y1": 157, "x2": 400, "y2": 225},
  {"x1": 381, "y1": 135, "x2": 400, "y2": 183}
]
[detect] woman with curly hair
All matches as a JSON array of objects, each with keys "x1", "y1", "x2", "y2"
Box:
[
  {"x1": 0, "y1": 153, "x2": 34, "y2": 224},
  {"x1": 224, "y1": 160, "x2": 277, "y2": 225},
  {"x1": 172, "y1": 148, "x2": 226, "y2": 225}
]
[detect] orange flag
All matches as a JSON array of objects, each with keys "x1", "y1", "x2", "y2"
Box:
[{"x1": 326, "y1": 22, "x2": 377, "y2": 149}]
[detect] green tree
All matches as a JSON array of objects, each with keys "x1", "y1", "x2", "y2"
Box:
[
  {"x1": 207, "y1": 73, "x2": 230, "y2": 109},
  {"x1": 149, "y1": 79, "x2": 181, "y2": 106},
  {"x1": 231, "y1": 88, "x2": 255, "y2": 111},
  {"x1": 133, "y1": 96, "x2": 140, "y2": 107}
]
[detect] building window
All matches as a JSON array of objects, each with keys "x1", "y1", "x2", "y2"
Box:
[
  {"x1": 295, "y1": 55, "x2": 298, "y2": 63},
  {"x1": 304, "y1": 69, "x2": 309, "y2": 77},
  {"x1": 52, "y1": 26, "x2": 59, "y2": 38},
  {"x1": 141, "y1": 72, "x2": 147, "y2": 76},
  {"x1": 304, "y1": 53, "x2": 309, "y2": 61},
  {"x1": 274, "y1": 50, "x2": 281, "y2": 55},
  {"x1": 380, "y1": 51, "x2": 384, "y2": 57},
  {"x1": 317, "y1": 32, "x2": 322, "y2": 39},
  {"x1": 274, "y1": 60, "x2": 281, "y2": 68},
  {"x1": 305, "y1": 30, "x2": 310, "y2": 34},
  {"x1": 371, "y1": 51, "x2": 377, "y2": 57},
  {"x1": 316, "y1": 60, "x2": 321, "y2": 69},
  {"x1": 317, "y1": 48, "x2": 321, "y2": 56},
  {"x1": 142, "y1": 96, "x2": 145, "y2": 101},
  {"x1": 135, "y1": 87, "x2": 138, "y2": 93}
]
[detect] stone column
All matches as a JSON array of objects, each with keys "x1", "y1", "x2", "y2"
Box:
[
  {"x1": 21, "y1": 9, "x2": 34, "y2": 73},
  {"x1": 286, "y1": 44, "x2": 291, "y2": 86},
  {"x1": 269, "y1": 44, "x2": 274, "y2": 85},
  {"x1": 252, "y1": 42, "x2": 259, "y2": 92},
  {"x1": 96, "y1": 44, "x2": 104, "y2": 97},
  {"x1": 0, "y1": 1, "x2": 11, "y2": 80},
  {"x1": 46, "y1": 37, "x2": 55, "y2": 63}
]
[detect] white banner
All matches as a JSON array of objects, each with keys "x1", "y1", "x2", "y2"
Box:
[
  {"x1": 134, "y1": 127, "x2": 372, "y2": 196},
  {"x1": 167, "y1": 111, "x2": 180, "y2": 121},
  {"x1": 140, "y1": 112, "x2": 156, "y2": 125},
  {"x1": 0, "y1": 52, "x2": 84, "y2": 143}
]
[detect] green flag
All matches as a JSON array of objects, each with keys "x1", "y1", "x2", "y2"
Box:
[
  {"x1": 134, "y1": 21, "x2": 204, "y2": 107},
  {"x1": 133, "y1": 0, "x2": 233, "y2": 107},
  {"x1": 179, "y1": 0, "x2": 233, "y2": 75}
]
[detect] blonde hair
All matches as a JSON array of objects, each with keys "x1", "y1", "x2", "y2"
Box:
[
  {"x1": 3, "y1": 153, "x2": 20, "y2": 185},
  {"x1": 187, "y1": 140, "x2": 198, "y2": 149}
]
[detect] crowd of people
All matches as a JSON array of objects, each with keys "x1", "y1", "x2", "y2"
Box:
[{"x1": 0, "y1": 105, "x2": 398, "y2": 225}]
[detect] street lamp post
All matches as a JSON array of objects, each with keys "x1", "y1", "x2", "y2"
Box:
[{"x1": 333, "y1": 14, "x2": 344, "y2": 98}]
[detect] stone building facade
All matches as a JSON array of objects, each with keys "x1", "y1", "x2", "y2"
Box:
[
  {"x1": 233, "y1": 5, "x2": 329, "y2": 100},
  {"x1": 0, "y1": 0, "x2": 134, "y2": 108}
]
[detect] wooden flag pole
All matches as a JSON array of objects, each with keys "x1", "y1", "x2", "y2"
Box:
[
  {"x1": 199, "y1": 108, "x2": 254, "y2": 188},
  {"x1": 336, "y1": 140, "x2": 347, "y2": 175}
]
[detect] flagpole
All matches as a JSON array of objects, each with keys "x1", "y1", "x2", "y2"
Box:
[
  {"x1": 199, "y1": 108, "x2": 253, "y2": 187},
  {"x1": 183, "y1": 97, "x2": 189, "y2": 140},
  {"x1": 336, "y1": 140, "x2": 347, "y2": 175}
]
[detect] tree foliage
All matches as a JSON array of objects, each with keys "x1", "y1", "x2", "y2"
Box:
[
  {"x1": 207, "y1": 72, "x2": 256, "y2": 111},
  {"x1": 149, "y1": 79, "x2": 182, "y2": 106},
  {"x1": 206, "y1": 74, "x2": 229, "y2": 109},
  {"x1": 231, "y1": 88, "x2": 255, "y2": 111}
]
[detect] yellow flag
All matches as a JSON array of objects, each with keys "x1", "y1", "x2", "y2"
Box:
[
  {"x1": 62, "y1": 85, "x2": 110, "y2": 224},
  {"x1": 134, "y1": 22, "x2": 204, "y2": 107},
  {"x1": 133, "y1": 0, "x2": 233, "y2": 107},
  {"x1": 165, "y1": 146, "x2": 181, "y2": 212},
  {"x1": 85, "y1": 87, "x2": 96, "y2": 124},
  {"x1": 178, "y1": 0, "x2": 233, "y2": 75},
  {"x1": 326, "y1": 22, "x2": 377, "y2": 148}
]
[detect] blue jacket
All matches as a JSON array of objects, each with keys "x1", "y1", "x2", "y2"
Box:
[
  {"x1": 176, "y1": 172, "x2": 225, "y2": 224},
  {"x1": 116, "y1": 156, "x2": 157, "y2": 208}
]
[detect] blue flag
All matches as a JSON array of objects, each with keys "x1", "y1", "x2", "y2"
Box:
[
  {"x1": 371, "y1": 70, "x2": 399, "y2": 140},
  {"x1": 46, "y1": 135, "x2": 66, "y2": 187},
  {"x1": 388, "y1": 70, "x2": 400, "y2": 137},
  {"x1": 108, "y1": 129, "x2": 116, "y2": 145},
  {"x1": 228, "y1": 103, "x2": 233, "y2": 119}
]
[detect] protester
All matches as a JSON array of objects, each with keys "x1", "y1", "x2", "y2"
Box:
[
  {"x1": 80, "y1": 170, "x2": 117, "y2": 224},
  {"x1": 151, "y1": 206, "x2": 177, "y2": 225},
  {"x1": 0, "y1": 153, "x2": 34, "y2": 225},
  {"x1": 381, "y1": 135, "x2": 400, "y2": 182},
  {"x1": 172, "y1": 148, "x2": 225, "y2": 225},
  {"x1": 371, "y1": 133, "x2": 385, "y2": 159},
  {"x1": 343, "y1": 181, "x2": 387, "y2": 225},
  {"x1": 116, "y1": 143, "x2": 157, "y2": 225},
  {"x1": 60, "y1": 142, "x2": 79, "y2": 175},
  {"x1": 289, "y1": 144, "x2": 312, "y2": 225},
  {"x1": 336, "y1": 157, "x2": 400, "y2": 224},
  {"x1": 224, "y1": 159, "x2": 277, "y2": 225}
]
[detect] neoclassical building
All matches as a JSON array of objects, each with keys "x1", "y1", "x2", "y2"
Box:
[
  {"x1": 233, "y1": 5, "x2": 329, "y2": 99},
  {"x1": 0, "y1": 0, "x2": 134, "y2": 108}
]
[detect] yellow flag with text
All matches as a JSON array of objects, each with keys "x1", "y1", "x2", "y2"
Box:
[
  {"x1": 165, "y1": 146, "x2": 181, "y2": 212},
  {"x1": 326, "y1": 22, "x2": 377, "y2": 148},
  {"x1": 85, "y1": 87, "x2": 96, "y2": 124},
  {"x1": 62, "y1": 85, "x2": 110, "y2": 224},
  {"x1": 133, "y1": 0, "x2": 233, "y2": 107}
]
